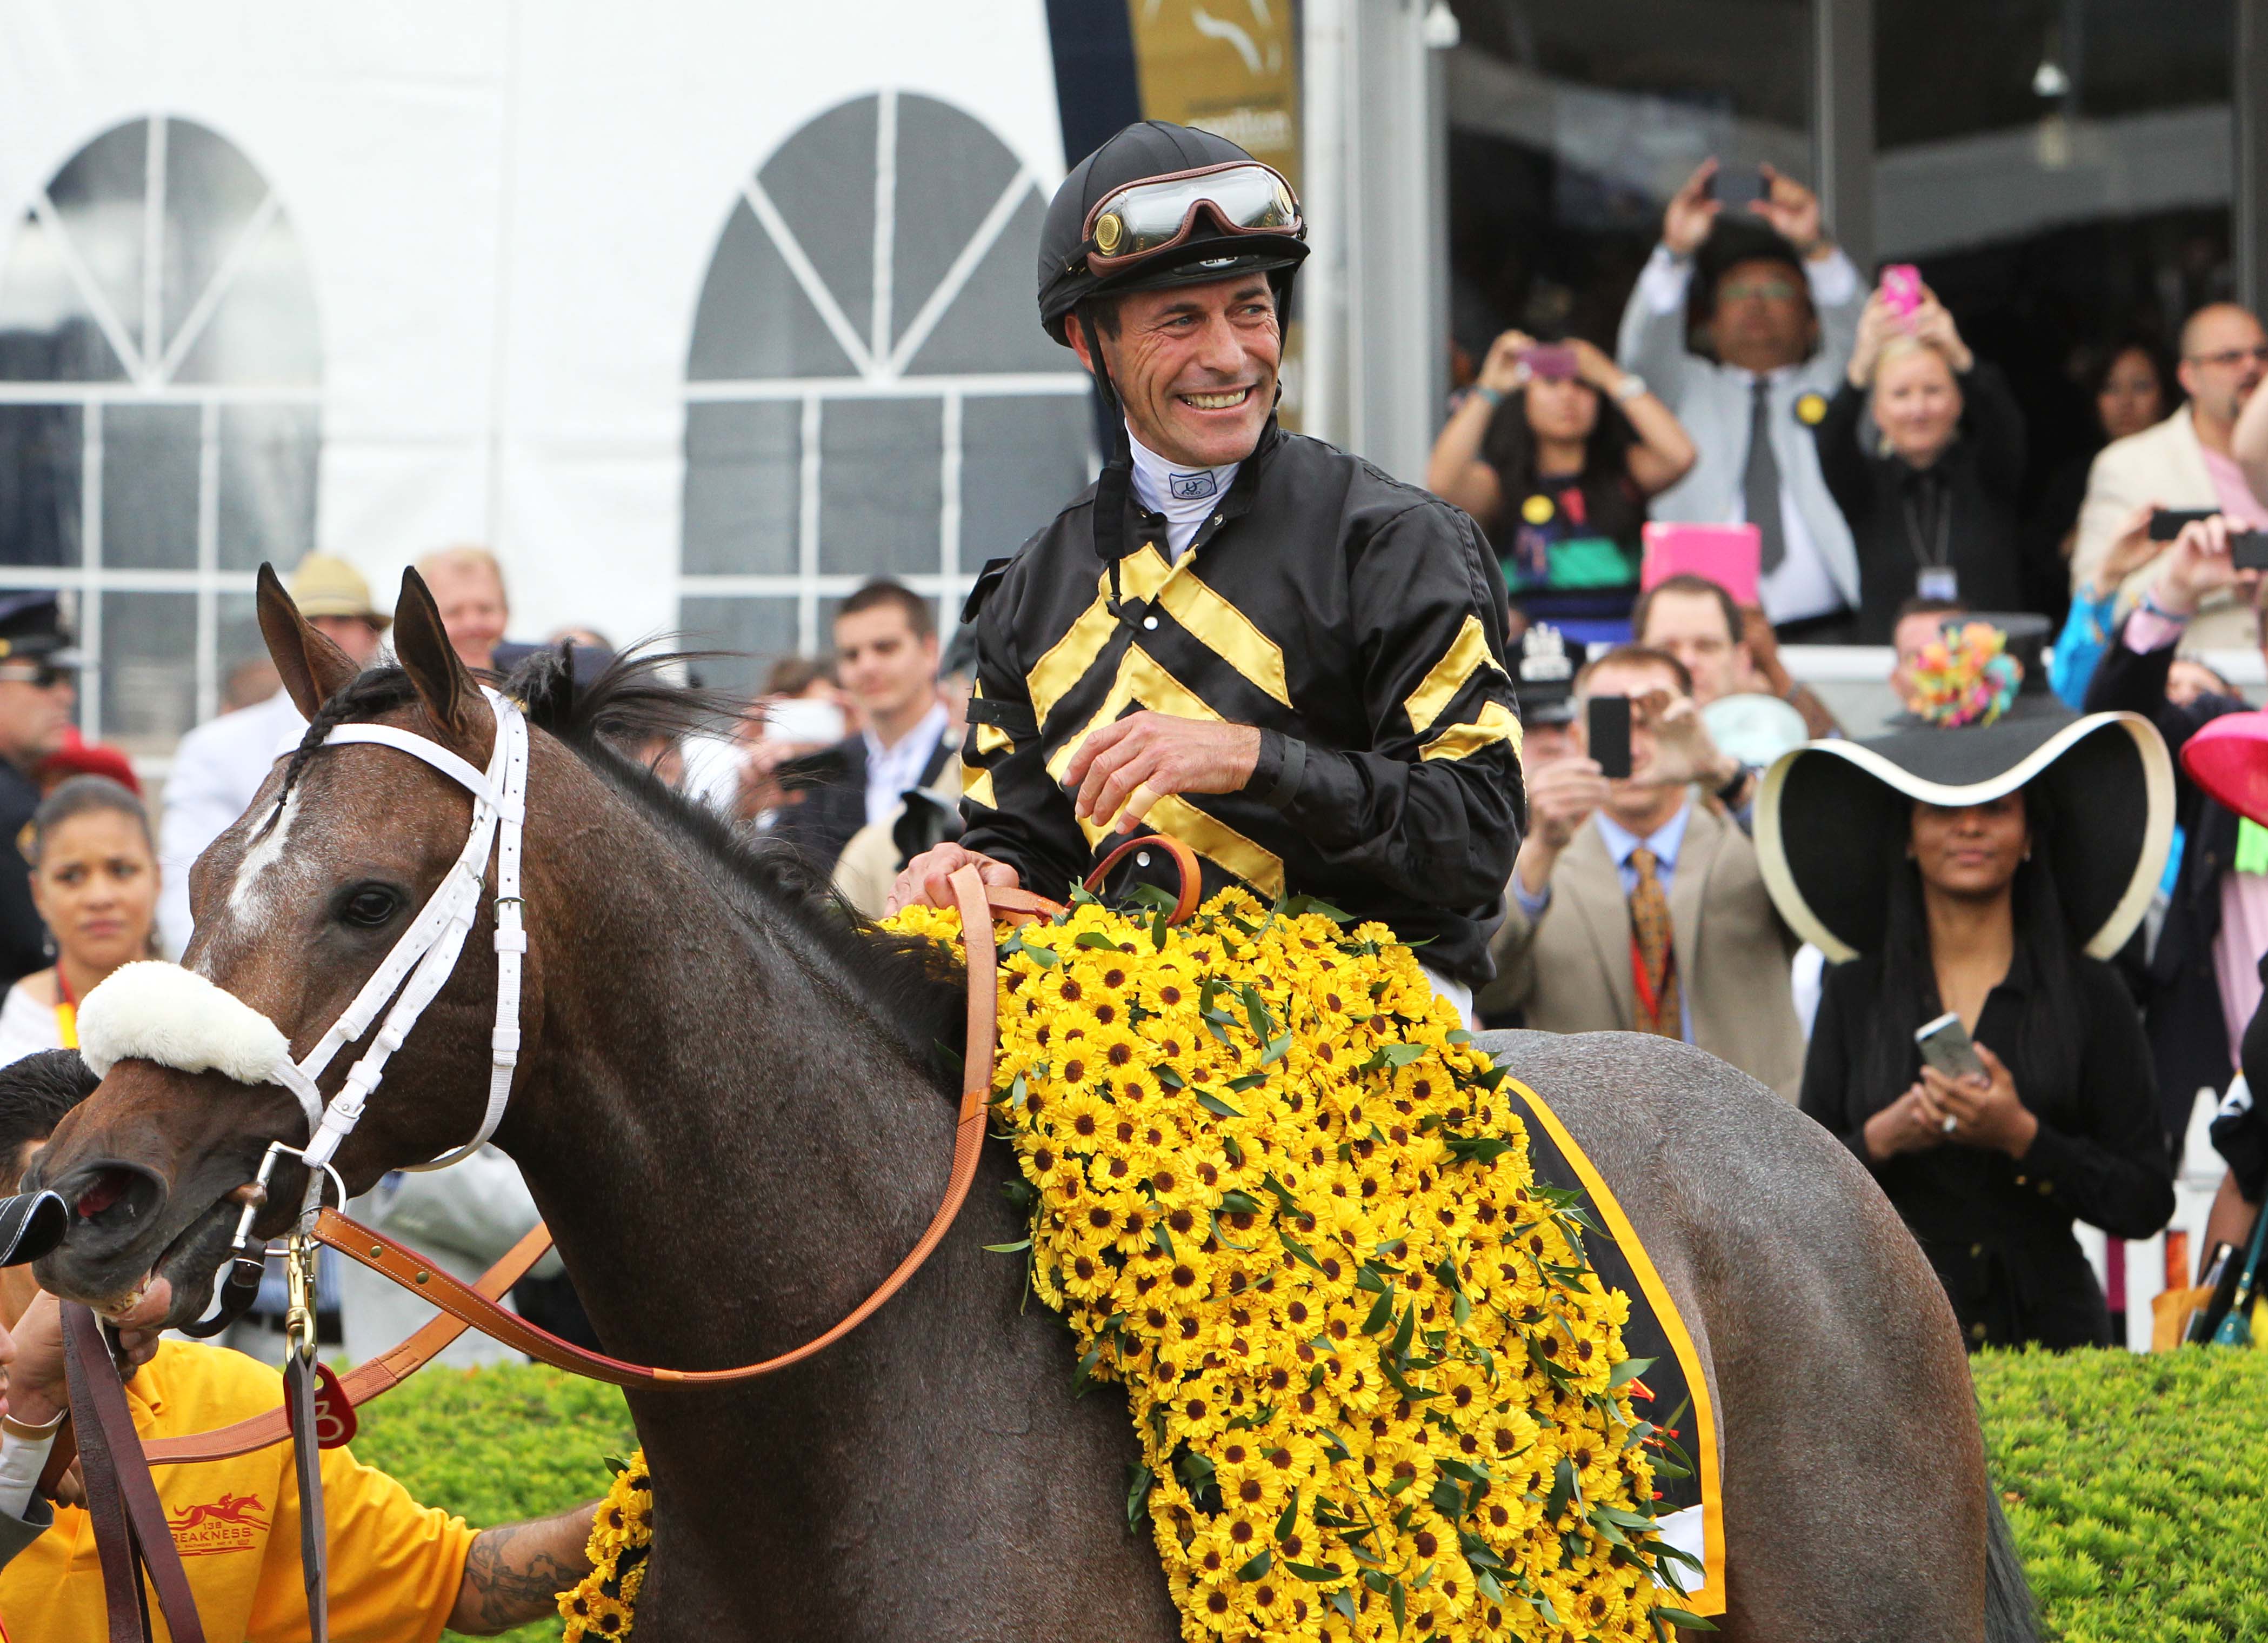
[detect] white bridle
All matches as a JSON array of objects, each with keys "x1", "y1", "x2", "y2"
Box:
[{"x1": 78, "y1": 687, "x2": 530, "y2": 1195}]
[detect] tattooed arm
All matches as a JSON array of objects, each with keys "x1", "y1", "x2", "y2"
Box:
[{"x1": 446, "y1": 1500, "x2": 603, "y2": 1634}]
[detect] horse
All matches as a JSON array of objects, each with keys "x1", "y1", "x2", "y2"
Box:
[{"x1": 31, "y1": 568, "x2": 2033, "y2": 1641}]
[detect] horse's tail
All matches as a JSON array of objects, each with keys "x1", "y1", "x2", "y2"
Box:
[{"x1": 1984, "y1": 1484, "x2": 2040, "y2": 1643}]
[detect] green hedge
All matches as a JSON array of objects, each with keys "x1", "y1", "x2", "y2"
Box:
[
  {"x1": 347, "y1": 1362, "x2": 635, "y2": 1643},
  {"x1": 354, "y1": 1350, "x2": 2268, "y2": 1641},
  {"x1": 1975, "y1": 1347, "x2": 2268, "y2": 1642}
]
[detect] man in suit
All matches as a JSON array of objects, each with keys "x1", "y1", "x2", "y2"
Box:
[
  {"x1": 1616, "y1": 160, "x2": 1865, "y2": 639},
  {"x1": 771, "y1": 578, "x2": 956, "y2": 873},
  {"x1": 2071, "y1": 302, "x2": 2268, "y2": 649},
  {"x1": 1480, "y1": 644, "x2": 1805, "y2": 1099}
]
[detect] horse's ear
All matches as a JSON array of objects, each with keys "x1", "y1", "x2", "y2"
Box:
[
  {"x1": 256, "y1": 563, "x2": 361, "y2": 720},
  {"x1": 390, "y1": 567, "x2": 478, "y2": 739}
]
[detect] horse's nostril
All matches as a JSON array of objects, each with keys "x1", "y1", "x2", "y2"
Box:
[{"x1": 75, "y1": 1167, "x2": 140, "y2": 1220}]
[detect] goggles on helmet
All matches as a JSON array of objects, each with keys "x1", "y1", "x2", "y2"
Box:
[{"x1": 1079, "y1": 161, "x2": 1302, "y2": 275}]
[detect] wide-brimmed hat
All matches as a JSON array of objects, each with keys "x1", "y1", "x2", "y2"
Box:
[
  {"x1": 288, "y1": 553, "x2": 389, "y2": 630},
  {"x1": 1755, "y1": 684, "x2": 2174, "y2": 964}
]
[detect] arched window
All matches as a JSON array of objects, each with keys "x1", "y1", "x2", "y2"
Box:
[
  {"x1": 0, "y1": 115, "x2": 321, "y2": 753},
  {"x1": 681, "y1": 91, "x2": 1092, "y2": 692}
]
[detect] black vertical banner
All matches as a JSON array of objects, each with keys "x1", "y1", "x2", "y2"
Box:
[{"x1": 1043, "y1": 0, "x2": 1144, "y2": 172}]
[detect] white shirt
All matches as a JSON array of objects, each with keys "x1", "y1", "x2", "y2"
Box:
[
  {"x1": 863, "y1": 702, "x2": 950, "y2": 830},
  {"x1": 1128, "y1": 426, "x2": 1240, "y2": 560},
  {"x1": 157, "y1": 689, "x2": 309, "y2": 956},
  {"x1": 1733, "y1": 366, "x2": 1849, "y2": 625},
  {"x1": 0, "y1": 982, "x2": 60, "y2": 1070}
]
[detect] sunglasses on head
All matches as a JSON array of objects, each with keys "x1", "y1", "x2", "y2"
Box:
[
  {"x1": 0, "y1": 662, "x2": 70, "y2": 689},
  {"x1": 1079, "y1": 162, "x2": 1303, "y2": 275}
]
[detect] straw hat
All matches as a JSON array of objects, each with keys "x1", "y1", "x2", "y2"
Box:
[
  {"x1": 287, "y1": 553, "x2": 389, "y2": 630},
  {"x1": 1755, "y1": 619, "x2": 2174, "y2": 962}
]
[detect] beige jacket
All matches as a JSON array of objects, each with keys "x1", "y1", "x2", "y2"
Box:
[
  {"x1": 1481, "y1": 801, "x2": 1805, "y2": 1101},
  {"x1": 2071, "y1": 406, "x2": 2256, "y2": 649}
]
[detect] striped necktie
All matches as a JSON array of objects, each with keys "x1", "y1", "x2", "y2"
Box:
[{"x1": 1627, "y1": 846, "x2": 1681, "y2": 1038}]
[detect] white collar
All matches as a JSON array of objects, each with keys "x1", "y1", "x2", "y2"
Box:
[{"x1": 1127, "y1": 425, "x2": 1240, "y2": 558}]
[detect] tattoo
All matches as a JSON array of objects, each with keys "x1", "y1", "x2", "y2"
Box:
[{"x1": 449, "y1": 1500, "x2": 602, "y2": 1635}]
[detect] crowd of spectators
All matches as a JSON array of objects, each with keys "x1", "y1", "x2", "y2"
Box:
[{"x1": 1431, "y1": 154, "x2": 2268, "y2": 1350}]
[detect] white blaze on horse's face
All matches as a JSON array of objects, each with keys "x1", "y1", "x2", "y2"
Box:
[{"x1": 221, "y1": 786, "x2": 306, "y2": 939}]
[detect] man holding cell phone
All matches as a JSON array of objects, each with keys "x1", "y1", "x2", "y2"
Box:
[
  {"x1": 1481, "y1": 643, "x2": 1805, "y2": 1099},
  {"x1": 1616, "y1": 158, "x2": 1866, "y2": 640}
]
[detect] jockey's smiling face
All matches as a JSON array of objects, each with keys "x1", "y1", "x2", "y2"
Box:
[{"x1": 1068, "y1": 274, "x2": 1280, "y2": 469}]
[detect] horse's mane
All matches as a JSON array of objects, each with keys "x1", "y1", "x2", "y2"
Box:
[{"x1": 269, "y1": 646, "x2": 968, "y2": 1090}]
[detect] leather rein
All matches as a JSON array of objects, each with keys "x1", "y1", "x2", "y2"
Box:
[{"x1": 57, "y1": 675, "x2": 1200, "y2": 1641}]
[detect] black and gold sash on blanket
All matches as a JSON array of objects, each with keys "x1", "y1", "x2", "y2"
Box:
[{"x1": 1499, "y1": 1078, "x2": 1727, "y2": 1618}]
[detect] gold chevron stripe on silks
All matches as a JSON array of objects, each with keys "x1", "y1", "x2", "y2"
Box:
[
  {"x1": 1026, "y1": 581, "x2": 1121, "y2": 727},
  {"x1": 1117, "y1": 546, "x2": 1291, "y2": 706},
  {"x1": 1403, "y1": 615, "x2": 1505, "y2": 736},
  {"x1": 1042, "y1": 642, "x2": 1285, "y2": 896},
  {"x1": 962, "y1": 765, "x2": 997, "y2": 810},
  {"x1": 1418, "y1": 700, "x2": 1524, "y2": 763},
  {"x1": 1141, "y1": 793, "x2": 1285, "y2": 899}
]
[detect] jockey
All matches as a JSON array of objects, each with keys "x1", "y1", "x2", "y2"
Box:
[{"x1": 888, "y1": 121, "x2": 1526, "y2": 1011}]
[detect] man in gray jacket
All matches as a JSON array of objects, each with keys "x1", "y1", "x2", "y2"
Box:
[{"x1": 1617, "y1": 159, "x2": 1865, "y2": 639}]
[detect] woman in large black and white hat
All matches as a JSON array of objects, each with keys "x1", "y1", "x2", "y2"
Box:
[{"x1": 1757, "y1": 616, "x2": 2178, "y2": 1348}]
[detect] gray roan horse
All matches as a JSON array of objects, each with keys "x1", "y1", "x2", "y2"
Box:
[{"x1": 31, "y1": 569, "x2": 2034, "y2": 1641}]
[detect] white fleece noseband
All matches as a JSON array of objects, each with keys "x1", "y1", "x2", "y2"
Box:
[{"x1": 76, "y1": 689, "x2": 530, "y2": 1193}]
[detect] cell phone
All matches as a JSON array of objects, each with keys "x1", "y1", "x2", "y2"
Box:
[
  {"x1": 1519, "y1": 344, "x2": 1578, "y2": 381},
  {"x1": 2149, "y1": 507, "x2": 2218, "y2": 541},
  {"x1": 1913, "y1": 1011, "x2": 1986, "y2": 1082},
  {"x1": 1879, "y1": 264, "x2": 1923, "y2": 320},
  {"x1": 2233, "y1": 530, "x2": 2268, "y2": 571},
  {"x1": 1710, "y1": 166, "x2": 1770, "y2": 209},
  {"x1": 1585, "y1": 694, "x2": 1632, "y2": 779}
]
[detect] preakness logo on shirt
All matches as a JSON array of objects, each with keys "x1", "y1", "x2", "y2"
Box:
[
  {"x1": 168, "y1": 1491, "x2": 267, "y2": 1557},
  {"x1": 1168, "y1": 470, "x2": 1218, "y2": 501}
]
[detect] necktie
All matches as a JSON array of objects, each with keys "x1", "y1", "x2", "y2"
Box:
[
  {"x1": 1744, "y1": 376, "x2": 1786, "y2": 574},
  {"x1": 1627, "y1": 846, "x2": 1681, "y2": 1039}
]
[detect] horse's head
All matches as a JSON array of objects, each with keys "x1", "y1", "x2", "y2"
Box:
[{"x1": 32, "y1": 566, "x2": 532, "y2": 1323}]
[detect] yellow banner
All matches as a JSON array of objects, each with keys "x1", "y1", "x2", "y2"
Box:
[{"x1": 1124, "y1": 1, "x2": 1300, "y2": 190}]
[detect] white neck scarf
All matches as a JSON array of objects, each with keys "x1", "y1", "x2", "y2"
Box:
[{"x1": 1126, "y1": 425, "x2": 1240, "y2": 562}]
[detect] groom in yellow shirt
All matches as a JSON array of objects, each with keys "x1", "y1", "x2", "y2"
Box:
[{"x1": 0, "y1": 1050, "x2": 597, "y2": 1641}]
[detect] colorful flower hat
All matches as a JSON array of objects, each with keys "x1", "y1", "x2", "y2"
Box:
[{"x1": 1754, "y1": 616, "x2": 2175, "y2": 961}]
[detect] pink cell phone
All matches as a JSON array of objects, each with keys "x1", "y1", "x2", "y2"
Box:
[
  {"x1": 1880, "y1": 264, "x2": 1923, "y2": 321},
  {"x1": 1520, "y1": 344, "x2": 1578, "y2": 381}
]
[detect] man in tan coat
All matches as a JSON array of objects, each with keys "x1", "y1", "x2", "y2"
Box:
[{"x1": 1480, "y1": 645, "x2": 1804, "y2": 1099}]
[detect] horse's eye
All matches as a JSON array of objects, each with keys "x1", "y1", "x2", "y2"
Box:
[{"x1": 340, "y1": 886, "x2": 400, "y2": 930}]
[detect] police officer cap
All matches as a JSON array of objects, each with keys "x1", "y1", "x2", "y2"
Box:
[
  {"x1": 0, "y1": 591, "x2": 79, "y2": 667},
  {"x1": 1038, "y1": 121, "x2": 1307, "y2": 344}
]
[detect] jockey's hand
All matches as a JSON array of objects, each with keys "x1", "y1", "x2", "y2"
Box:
[
  {"x1": 1065, "y1": 712, "x2": 1263, "y2": 833},
  {"x1": 884, "y1": 842, "x2": 1021, "y2": 917}
]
